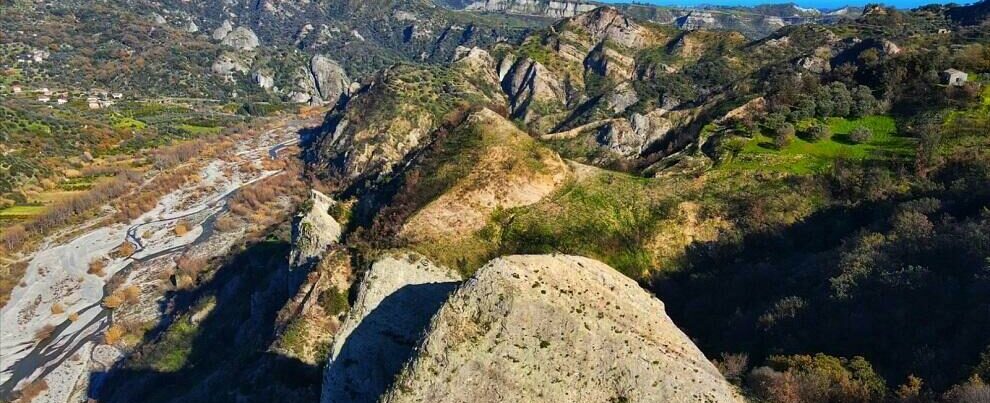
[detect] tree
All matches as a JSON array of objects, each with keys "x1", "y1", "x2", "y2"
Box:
[
  {"x1": 774, "y1": 123, "x2": 795, "y2": 149},
  {"x1": 763, "y1": 112, "x2": 787, "y2": 131},
  {"x1": 852, "y1": 85, "x2": 878, "y2": 117},
  {"x1": 828, "y1": 82, "x2": 853, "y2": 117},
  {"x1": 806, "y1": 122, "x2": 831, "y2": 142},
  {"x1": 850, "y1": 126, "x2": 873, "y2": 143}
]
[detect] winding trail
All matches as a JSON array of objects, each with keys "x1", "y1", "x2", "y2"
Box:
[{"x1": 0, "y1": 117, "x2": 320, "y2": 402}]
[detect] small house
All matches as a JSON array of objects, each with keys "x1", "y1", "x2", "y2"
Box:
[
  {"x1": 37, "y1": 96, "x2": 50, "y2": 103},
  {"x1": 111, "y1": 92, "x2": 123, "y2": 99},
  {"x1": 942, "y1": 69, "x2": 968, "y2": 86},
  {"x1": 11, "y1": 86, "x2": 21, "y2": 94},
  {"x1": 57, "y1": 98, "x2": 68, "y2": 105}
]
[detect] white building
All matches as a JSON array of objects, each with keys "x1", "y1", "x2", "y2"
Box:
[
  {"x1": 37, "y1": 96, "x2": 50, "y2": 103},
  {"x1": 942, "y1": 69, "x2": 968, "y2": 86}
]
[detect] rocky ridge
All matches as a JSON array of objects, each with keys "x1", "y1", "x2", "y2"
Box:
[
  {"x1": 289, "y1": 190, "x2": 343, "y2": 268},
  {"x1": 320, "y1": 254, "x2": 742, "y2": 403},
  {"x1": 321, "y1": 253, "x2": 461, "y2": 403}
]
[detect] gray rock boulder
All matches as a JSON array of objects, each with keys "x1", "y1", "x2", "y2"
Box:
[
  {"x1": 310, "y1": 55, "x2": 350, "y2": 104},
  {"x1": 379, "y1": 254, "x2": 743, "y2": 403},
  {"x1": 212, "y1": 20, "x2": 234, "y2": 41},
  {"x1": 290, "y1": 55, "x2": 350, "y2": 105},
  {"x1": 289, "y1": 190, "x2": 342, "y2": 268},
  {"x1": 221, "y1": 26, "x2": 260, "y2": 51},
  {"x1": 211, "y1": 51, "x2": 251, "y2": 75},
  {"x1": 253, "y1": 70, "x2": 275, "y2": 90},
  {"x1": 151, "y1": 12, "x2": 167, "y2": 25}
]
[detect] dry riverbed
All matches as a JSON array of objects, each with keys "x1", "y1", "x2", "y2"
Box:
[{"x1": 0, "y1": 116, "x2": 320, "y2": 403}]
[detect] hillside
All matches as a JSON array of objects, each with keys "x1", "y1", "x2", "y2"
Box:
[
  {"x1": 304, "y1": 3, "x2": 990, "y2": 401},
  {"x1": 3, "y1": 1, "x2": 990, "y2": 403}
]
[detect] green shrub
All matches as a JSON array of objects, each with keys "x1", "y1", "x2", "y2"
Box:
[
  {"x1": 317, "y1": 287, "x2": 349, "y2": 316},
  {"x1": 774, "y1": 123, "x2": 795, "y2": 149},
  {"x1": 849, "y1": 126, "x2": 873, "y2": 143},
  {"x1": 805, "y1": 122, "x2": 831, "y2": 142}
]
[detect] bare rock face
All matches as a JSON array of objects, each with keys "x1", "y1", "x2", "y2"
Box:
[
  {"x1": 253, "y1": 70, "x2": 275, "y2": 90},
  {"x1": 289, "y1": 190, "x2": 342, "y2": 268},
  {"x1": 379, "y1": 255, "x2": 743, "y2": 403},
  {"x1": 290, "y1": 55, "x2": 350, "y2": 105},
  {"x1": 212, "y1": 19, "x2": 234, "y2": 41},
  {"x1": 584, "y1": 41, "x2": 637, "y2": 82},
  {"x1": 596, "y1": 108, "x2": 683, "y2": 158},
  {"x1": 676, "y1": 11, "x2": 720, "y2": 30},
  {"x1": 463, "y1": 0, "x2": 598, "y2": 19},
  {"x1": 501, "y1": 58, "x2": 565, "y2": 122},
  {"x1": 311, "y1": 55, "x2": 351, "y2": 104},
  {"x1": 221, "y1": 26, "x2": 261, "y2": 51},
  {"x1": 211, "y1": 51, "x2": 251, "y2": 75},
  {"x1": 321, "y1": 253, "x2": 461, "y2": 403},
  {"x1": 452, "y1": 47, "x2": 501, "y2": 91},
  {"x1": 568, "y1": 6, "x2": 651, "y2": 49}
]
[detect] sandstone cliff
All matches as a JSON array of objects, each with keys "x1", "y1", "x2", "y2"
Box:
[
  {"x1": 289, "y1": 190, "x2": 342, "y2": 268},
  {"x1": 376, "y1": 254, "x2": 741, "y2": 403},
  {"x1": 321, "y1": 253, "x2": 462, "y2": 403}
]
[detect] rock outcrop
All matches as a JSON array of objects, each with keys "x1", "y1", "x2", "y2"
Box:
[
  {"x1": 310, "y1": 55, "x2": 351, "y2": 104},
  {"x1": 212, "y1": 20, "x2": 233, "y2": 41},
  {"x1": 676, "y1": 11, "x2": 720, "y2": 30},
  {"x1": 253, "y1": 70, "x2": 275, "y2": 90},
  {"x1": 211, "y1": 51, "x2": 252, "y2": 76},
  {"x1": 289, "y1": 190, "x2": 342, "y2": 268},
  {"x1": 375, "y1": 254, "x2": 742, "y2": 403},
  {"x1": 501, "y1": 58, "x2": 566, "y2": 123},
  {"x1": 221, "y1": 26, "x2": 261, "y2": 51},
  {"x1": 321, "y1": 253, "x2": 461, "y2": 403},
  {"x1": 463, "y1": 0, "x2": 598, "y2": 18},
  {"x1": 290, "y1": 55, "x2": 350, "y2": 105},
  {"x1": 568, "y1": 7, "x2": 652, "y2": 49}
]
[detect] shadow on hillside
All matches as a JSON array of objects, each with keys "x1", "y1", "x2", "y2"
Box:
[
  {"x1": 89, "y1": 238, "x2": 323, "y2": 403},
  {"x1": 650, "y1": 181, "x2": 990, "y2": 391},
  {"x1": 324, "y1": 281, "x2": 459, "y2": 403}
]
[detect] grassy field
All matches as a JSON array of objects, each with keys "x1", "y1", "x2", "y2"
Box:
[
  {"x1": 177, "y1": 124, "x2": 222, "y2": 135},
  {"x1": 0, "y1": 205, "x2": 46, "y2": 219},
  {"x1": 111, "y1": 115, "x2": 148, "y2": 131},
  {"x1": 722, "y1": 115, "x2": 913, "y2": 174},
  {"x1": 490, "y1": 171, "x2": 679, "y2": 279}
]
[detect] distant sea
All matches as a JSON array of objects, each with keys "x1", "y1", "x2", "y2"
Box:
[{"x1": 606, "y1": 0, "x2": 959, "y2": 10}]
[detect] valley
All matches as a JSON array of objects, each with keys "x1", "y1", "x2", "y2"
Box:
[
  {"x1": 1, "y1": 0, "x2": 989, "y2": 402},
  {"x1": 0, "y1": 115, "x2": 319, "y2": 402}
]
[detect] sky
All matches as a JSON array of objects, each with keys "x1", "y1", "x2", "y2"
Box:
[{"x1": 608, "y1": 0, "x2": 959, "y2": 10}]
